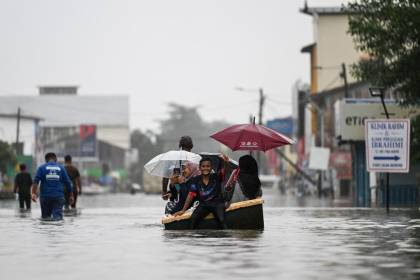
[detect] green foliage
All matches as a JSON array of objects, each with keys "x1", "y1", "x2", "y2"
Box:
[
  {"x1": 130, "y1": 103, "x2": 231, "y2": 183},
  {"x1": 411, "y1": 115, "x2": 420, "y2": 163},
  {"x1": 130, "y1": 129, "x2": 163, "y2": 184},
  {"x1": 348, "y1": 0, "x2": 420, "y2": 163},
  {"x1": 0, "y1": 140, "x2": 17, "y2": 175},
  {"x1": 158, "y1": 103, "x2": 231, "y2": 153},
  {"x1": 348, "y1": 0, "x2": 420, "y2": 105}
]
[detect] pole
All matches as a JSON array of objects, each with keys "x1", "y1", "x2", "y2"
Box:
[
  {"x1": 258, "y1": 88, "x2": 265, "y2": 125},
  {"x1": 257, "y1": 88, "x2": 265, "y2": 173},
  {"x1": 379, "y1": 92, "x2": 390, "y2": 214},
  {"x1": 341, "y1": 63, "x2": 349, "y2": 98},
  {"x1": 15, "y1": 107, "x2": 21, "y2": 155},
  {"x1": 275, "y1": 148, "x2": 317, "y2": 186}
]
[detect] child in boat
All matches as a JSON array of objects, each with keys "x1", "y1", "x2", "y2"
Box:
[
  {"x1": 165, "y1": 162, "x2": 199, "y2": 215},
  {"x1": 224, "y1": 155, "x2": 262, "y2": 205},
  {"x1": 174, "y1": 155, "x2": 230, "y2": 229}
]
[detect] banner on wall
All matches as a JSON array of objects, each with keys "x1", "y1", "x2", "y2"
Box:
[{"x1": 79, "y1": 124, "x2": 97, "y2": 157}]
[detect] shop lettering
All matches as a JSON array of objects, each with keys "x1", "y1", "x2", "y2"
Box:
[{"x1": 345, "y1": 116, "x2": 367, "y2": 126}]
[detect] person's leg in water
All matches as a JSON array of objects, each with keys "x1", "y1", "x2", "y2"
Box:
[
  {"x1": 24, "y1": 194, "x2": 31, "y2": 210},
  {"x1": 64, "y1": 191, "x2": 70, "y2": 210},
  {"x1": 51, "y1": 197, "x2": 65, "y2": 220},
  {"x1": 209, "y1": 204, "x2": 227, "y2": 229},
  {"x1": 190, "y1": 204, "x2": 211, "y2": 229},
  {"x1": 40, "y1": 197, "x2": 53, "y2": 219},
  {"x1": 18, "y1": 194, "x2": 25, "y2": 209},
  {"x1": 71, "y1": 191, "x2": 78, "y2": 209}
]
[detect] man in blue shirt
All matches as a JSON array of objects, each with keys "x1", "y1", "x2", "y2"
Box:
[{"x1": 31, "y1": 152, "x2": 74, "y2": 220}]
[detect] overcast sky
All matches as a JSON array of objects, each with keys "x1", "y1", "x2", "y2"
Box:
[{"x1": 0, "y1": 0, "x2": 347, "y2": 133}]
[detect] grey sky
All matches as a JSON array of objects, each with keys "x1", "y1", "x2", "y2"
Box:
[{"x1": 0, "y1": 0, "x2": 347, "y2": 133}]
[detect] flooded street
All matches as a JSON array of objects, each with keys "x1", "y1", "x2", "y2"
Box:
[{"x1": 1, "y1": 189, "x2": 420, "y2": 280}]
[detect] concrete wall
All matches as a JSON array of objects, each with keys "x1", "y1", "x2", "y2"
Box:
[
  {"x1": 314, "y1": 14, "x2": 362, "y2": 92},
  {"x1": 0, "y1": 117, "x2": 37, "y2": 155}
]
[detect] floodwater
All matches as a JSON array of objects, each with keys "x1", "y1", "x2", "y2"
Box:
[{"x1": 1, "y1": 188, "x2": 420, "y2": 280}]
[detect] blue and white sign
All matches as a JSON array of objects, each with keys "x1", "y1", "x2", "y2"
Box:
[
  {"x1": 266, "y1": 117, "x2": 293, "y2": 136},
  {"x1": 365, "y1": 119, "x2": 410, "y2": 173}
]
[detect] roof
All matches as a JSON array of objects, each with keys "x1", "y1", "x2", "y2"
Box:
[
  {"x1": 300, "y1": 6, "x2": 346, "y2": 16},
  {"x1": 309, "y1": 81, "x2": 369, "y2": 103},
  {"x1": 301, "y1": 43, "x2": 315, "y2": 53},
  {"x1": 0, "y1": 113, "x2": 43, "y2": 121},
  {"x1": 0, "y1": 95, "x2": 129, "y2": 127}
]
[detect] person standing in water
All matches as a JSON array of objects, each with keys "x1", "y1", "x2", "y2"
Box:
[
  {"x1": 13, "y1": 163, "x2": 33, "y2": 210},
  {"x1": 161, "y1": 136, "x2": 194, "y2": 200},
  {"x1": 64, "y1": 155, "x2": 81, "y2": 209},
  {"x1": 31, "y1": 152, "x2": 74, "y2": 220}
]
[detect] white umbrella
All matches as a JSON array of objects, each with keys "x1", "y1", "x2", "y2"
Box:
[{"x1": 144, "y1": 150, "x2": 202, "y2": 178}]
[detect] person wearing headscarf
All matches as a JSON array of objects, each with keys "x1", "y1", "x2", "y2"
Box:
[
  {"x1": 165, "y1": 161, "x2": 200, "y2": 215},
  {"x1": 224, "y1": 155, "x2": 262, "y2": 204},
  {"x1": 161, "y1": 136, "x2": 194, "y2": 200}
]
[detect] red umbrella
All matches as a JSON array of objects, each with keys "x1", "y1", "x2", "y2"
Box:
[{"x1": 210, "y1": 123, "x2": 295, "y2": 152}]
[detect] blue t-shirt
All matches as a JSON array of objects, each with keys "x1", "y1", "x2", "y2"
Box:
[
  {"x1": 189, "y1": 173, "x2": 224, "y2": 205},
  {"x1": 34, "y1": 161, "x2": 73, "y2": 198}
]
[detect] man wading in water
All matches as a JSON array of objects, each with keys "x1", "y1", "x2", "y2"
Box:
[{"x1": 31, "y1": 152, "x2": 74, "y2": 220}]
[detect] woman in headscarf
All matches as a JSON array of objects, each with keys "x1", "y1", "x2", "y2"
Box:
[
  {"x1": 224, "y1": 155, "x2": 262, "y2": 204},
  {"x1": 165, "y1": 162, "x2": 200, "y2": 215}
]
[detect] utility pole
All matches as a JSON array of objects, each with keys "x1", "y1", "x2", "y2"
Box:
[
  {"x1": 258, "y1": 88, "x2": 265, "y2": 125},
  {"x1": 15, "y1": 107, "x2": 21, "y2": 155},
  {"x1": 369, "y1": 87, "x2": 390, "y2": 213},
  {"x1": 257, "y1": 88, "x2": 265, "y2": 172},
  {"x1": 340, "y1": 63, "x2": 349, "y2": 98}
]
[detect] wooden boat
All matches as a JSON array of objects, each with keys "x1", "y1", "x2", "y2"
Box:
[{"x1": 162, "y1": 198, "x2": 264, "y2": 230}]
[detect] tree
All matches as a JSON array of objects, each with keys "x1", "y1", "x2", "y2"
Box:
[
  {"x1": 129, "y1": 103, "x2": 231, "y2": 184},
  {"x1": 347, "y1": 0, "x2": 420, "y2": 162},
  {"x1": 0, "y1": 140, "x2": 16, "y2": 175},
  {"x1": 158, "y1": 103, "x2": 231, "y2": 153},
  {"x1": 129, "y1": 130, "x2": 163, "y2": 185}
]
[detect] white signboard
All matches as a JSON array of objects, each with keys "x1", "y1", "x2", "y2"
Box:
[
  {"x1": 335, "y1": 99, "x2": 420, "y2": 140},
  {"x1": 309, "y1": 146, "x2": 330, "y2": 171},
  {"x1": 365, "y1": 119, "x2": 410, "y2": 173}
]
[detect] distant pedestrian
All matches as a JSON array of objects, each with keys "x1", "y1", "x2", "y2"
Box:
[
  {"x1": 31, "y1": 152, "x2": 74, "y2": 220},
  {"x1": 161, "y1": 135, "x2": 194, "y2": 200},
  {"x1": 13, "y1": 163, "x2": 33, "y2": 210},
  {"x1": 64, "y1": 155, "x2": 81, "y2": 209}
]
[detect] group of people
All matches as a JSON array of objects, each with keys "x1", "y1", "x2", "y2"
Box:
[
  {"x1": 13, "y1": 153, "x2": 81, "y2": 220},
  {"x1": 162, "y1": 136, "x2": 262, "y2": 229}
]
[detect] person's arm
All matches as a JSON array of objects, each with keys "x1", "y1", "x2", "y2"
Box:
[
  {"x1": 76, "y1": 170, "x2": 82, "y2": 194},
  {"x1": 173, "y1": 181, "x2": 198, "y2": 216},
  {"x1": 13, "y1": 175, "x2": 18, "y2": 193},
  {"x1": 31, "y1": 183, "x2": 38, "y2": 202},
  {"x1": 219, "y1": 153, "x2": 230, "y2": 182},
  {"x1": 173, "y1": 192, "x2": 195, "y2": 216},
  {"x1": 31, "y1": 167, "x2": 42, "y2": 202},
  {"x1": 161, "y1": 178, "x2": 170, "y2": 200}
]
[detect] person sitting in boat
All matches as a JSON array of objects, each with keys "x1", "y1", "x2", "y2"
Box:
[
  {"x1": 165, "y1": 162, "x2": 199, "y2": 215},
  {"x1": 224, "y1": 155, "x2": 262, "y2": 205},
  {"x1": 174, "y1": 155, "x2": 230, "y2": 229}
]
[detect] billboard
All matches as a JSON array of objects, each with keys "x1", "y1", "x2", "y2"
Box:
[
  {"x1": 266, "y1": 117, "x2": 293, "y2": 136},
  {"x1": 79, "y1": 124, "x2": 97, "y2": 157},
  {"x1": 335, "y1": 99, "x2": 420, "y2": 141}
]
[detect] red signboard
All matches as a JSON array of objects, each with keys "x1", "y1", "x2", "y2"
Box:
[{"x1": 330, "y1": 151, "x2": 352, "y2": 180}]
